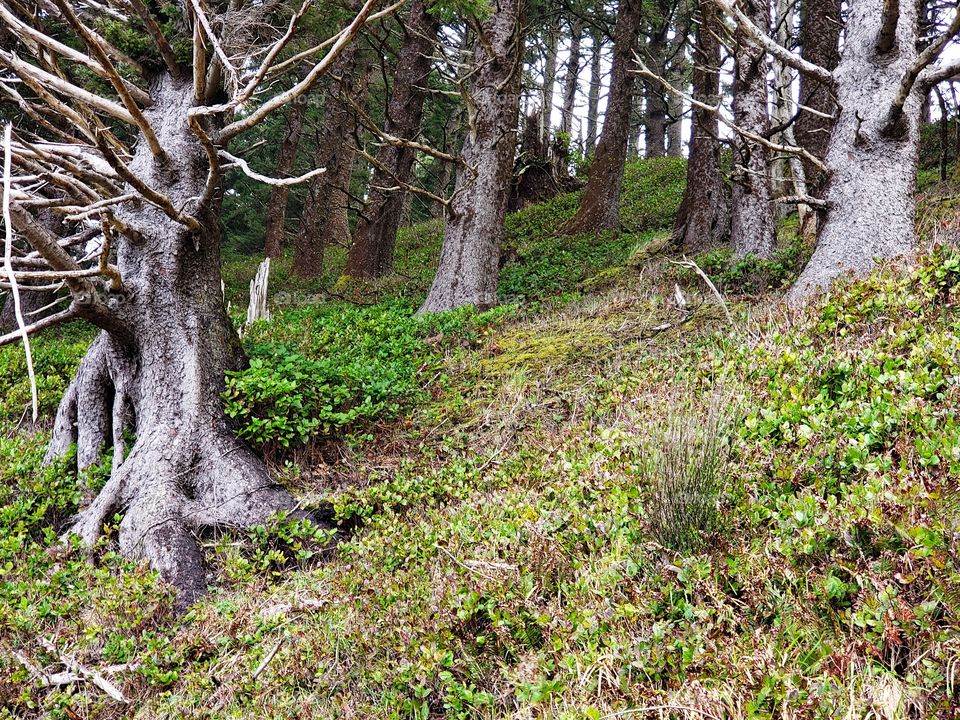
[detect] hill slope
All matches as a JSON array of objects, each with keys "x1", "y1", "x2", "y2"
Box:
[{"x1": 1, "y1": 159, "x2": 959, "y2": 719}]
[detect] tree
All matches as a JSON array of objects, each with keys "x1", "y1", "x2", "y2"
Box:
[
  {"x1": 418, "y1": 0, "x2": 526, "y2": 313},
  {"x1": 560, "y1": 0, "x2": 643, "y2": 234},
  {"x1": 263, "y1": 102, "x2": 308, "y2": 258},
  {"x1": 729, "y1": 0, "x2": 774, "y2": 258},
  {"x1": 795, "y1": 0, "x2": 840, "y2": 186},
  {"x1": 585, "y1": 25, "x2": 604, "y2": 154},
  {"x1": 559, "y1": 17, "x2": 583, "y2": 138},
  {"x1": 671, "y1": 0, "x2": 727, "y2": 252},
  {"x1": 715, "y1": 0, "x2": 960, "y2": 299},
  {"x1": 0, "y1": 0, "x2": 393, "y2": 605},
  {"x1": 345, "y1": 0, "x2": 440, "y2": 279}
]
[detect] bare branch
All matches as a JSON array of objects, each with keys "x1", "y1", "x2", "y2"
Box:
[
  {"x1": 219, "y1": 149, "x2": 326, "y2": 186},
  {"x1": 2, "y1": 123, "x2": 38, "y2": 420},
  {"x1": 713, "y1": 0, "x2": 833, "y2": 83},
  {"x1": 50, "y1": 0, "x2": 165, "y2": 158},
  {"x1": 216, "y1": 0, "x2": 397, "y2": 142},
  {"x1": 125, "y1": 0, "x2": 184, "y2": 76},
  {"x1": 189, "y1": 0, "x2": 239, "y2": 97},
  {"x1": 876, "y1": 0, "x2": 899, "y2": 53},
  {"x1": 344, "y1": 94, "x2": 462, "y2": 164}
]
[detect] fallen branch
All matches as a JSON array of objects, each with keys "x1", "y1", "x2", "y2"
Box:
[{"x1": 669, "y1": 256, "x2": 734, "y2": 325}]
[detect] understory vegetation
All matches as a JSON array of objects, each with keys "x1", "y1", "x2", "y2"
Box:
[{"x1": 1, "y1": 158, "x2": 959, "y2": 719}]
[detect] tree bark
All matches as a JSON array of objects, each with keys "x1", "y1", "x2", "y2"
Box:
[
  {"x1": 292, "y1": 44, "x2": 366, "y2": 278},
  {"x1": 796, "y1": 0, "x2": 840, "y2": 186},
  {"x1": 730, "y1": 0, "x2": 775, "y2": 258},
  {"x1": 263, "y1": 101, "x2": 307, "y2": 258},
  {"x1": 540, "y1": 10, "x2": 561, "y2": 145},
  {"x1": 344, "y1": 0, "x2": 438, "y2": 279},
  {"x1": 789, "y1": 0, "x2": 922, "y2": 301},
  {"x1": 666, "y1": 27, "x2": 688, "y2": 157},
  {"x1": 47, "y1": 75, "x2": 307, "y2": 608},
  {"x1": 559, "y1": 18, "x2": 582, "y2": 138},
  {"x1": 674, "y1": 0, "x2": 728, "y2": 252},
  {"x1": 418, "y1": 0, "x2": 525, "y2": 313},
  {"x1": 560, "y1": 0, "x2": 643, "y2": 234},
  {"x1": 642, "y1": 20, "x2": 669, "y2": 159},
  {"x1": 585, "y1": 27, "x2": 603, "y2": 155}
]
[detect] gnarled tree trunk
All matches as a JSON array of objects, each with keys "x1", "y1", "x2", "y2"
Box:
[
  {"x1": 418, "y1": 0, "x2": 524, "y2": 313},
  {"x1": 560, "y1": 0, "x2": 643, "y2": 234},
  {"x1": 344, "y1": 0, "x2": 438, "y2": 279},
  {"x1": 730, "y1": 0, "x2": 775, "y2": 258},
  {"x1": 789, "y1": 0, "x2": 922, "y2": 300},
  {"x1": 674, "y1": 0, "x2": 728, "y2": 252},
  {"x1": 46, "y1": 76, "x2": 305, "y2": 608}
]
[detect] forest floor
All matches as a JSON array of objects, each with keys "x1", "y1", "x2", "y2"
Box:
[{"x1": 1, "y1": 158, "x2": 960, "y2": 719}]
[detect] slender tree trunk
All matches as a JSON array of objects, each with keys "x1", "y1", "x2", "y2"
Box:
[
  {"x1": 559, "y1": 18, "x2": 582, "y2": 137},
  {"x1": 643, "y1": 23, "x2": 668, "y2": 159},
  {"x1": 789, "y1": 0, "x2": 922, "y2": 301},
  {"x1": 46, "y1": 75, "x2": 306, "y2": 607},
  {"x1": 430, "y1": 109, "x2": 462, "y2": 219},
  {"x1": 666, "y1": 32, "x2": 687, "y2": 157},
  {"x1": 292, "y1": 44, "x2": 366, "y2": 278},
  {"x1": 561, "y1": 0, "x2": 643, "y2": 234},
  {"x1": 263, "y1": 101, "x2": 307, "y2": 258},
  {"x1": 674, "y1": 0, "x2": 728, "y2": 251},
  {"x1": 730, "y1": 0, "x2": 775, "y2": 258},
  {"x1": 796, "y1": 0, "x2": 840, "y2": 186},
  {"x1": 541, "y1": 10, "x2": 561, "y2": 145},
  {"x1": 345, "y1": 0, "x2": 438, "y2": 279},
  {"x1": 418, "y1": 0, "x2": 525, "y2": 313},
  {"x1": 585, "y1": 27, "x2": 603, "y2": 155}
]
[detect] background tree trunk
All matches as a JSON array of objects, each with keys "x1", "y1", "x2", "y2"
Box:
[
  {"x1": 559, "y1": 18, "x2": 582, "y2": 137},
  {"x1": 796, "y1": 0, "x2": 840, "y2": 187},
  {"x1": 674, "y1": 0, "x2": 728, "y2": 251},
  {"x1": 560, "y1": 0, "x2": 643, "y2": 234},
  {"x1": 292, "y1": 44, "x2": 366, "y2": 278},
  {"x1": 263, "y1": 102, "x2": 307, "y2": 258},
  {"x1": 418, "y1": 0, "x2": 525, "y2": 313},
  {"x1": 585, "y1": 27, "x2": 603, "y2": 155},
  {"x1": 540, "y1": 10, "x2": 561, "y2": 145},
  {"x1": 345, "y1": 0, "x2": 439, "y2": 279},
  {"x1": 642, "y1": 21, "x2": 668, "y2": 159},
  {"x1": 730, "y1": 0, "x2": 775, "y2": 258},
  {"x1": 789, "y1": 0, "x2": 922, "y2": 300},
  {"x1": 666, "y1": 22, "x2": 688, "y2": 157}
]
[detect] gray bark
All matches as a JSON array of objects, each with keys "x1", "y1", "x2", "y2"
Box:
[
  {"x1": 643, "y1": 21, "x2": 669, "y2": 159},
  {"x1": 47, "y1": 75, "x2": 309, "y2": 608},
  {"x1": 559, "y1": 18, "x2": 582, "y2": 137},
  {"x1": 730, "y1": 0, "x2": 775, "y2": 258},
  {"x1": 789, "y1": 0, "x2": 922, "y2": 300},
  {"x1": 796, "y1": 0, "x2": 840, "y2": 185},
  {"x1": 541, "y1": 11, "x2": 561, "y2": 145},
  {"x1": 769, "y1": 0, "x2": 807, "y2": 219},
  {"x1": 418, "y1": 0, "x2": 525, "y2": 313},
  {"x1": 586, "y1": 27, "x2": 603, "y2": 155},
  {"x1": 263, "y1": 101, "x2": 307, "y2": 258}
]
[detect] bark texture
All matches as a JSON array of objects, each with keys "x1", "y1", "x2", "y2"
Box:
[
  {"x1": 642, "y1": 19, "x2": 669, "y2": 159},
  {"x1": 418, "y1": 0, "x2": 524, "y2": 313},
  {"x1": 263, "y1": 101, "x2": 307, "y2": 258},
  {"x1": 540, "y1": 11, "x2": 561, "y2": 144},
  {"x1": 796, "y1": 0, "x2": 840, "y2": 185},
  {"x1": 559, "y1": 18, "x2": 582, "y2": 137},
  {"x1": 47, "y1": 76, "x2": 307, "y2": 608},
  {"x1": 585, "y1": 27, "x2": 603, "y2": 154},
  {"x1": 674, "y1": 0, "x2": 728, "y2": 252},
  {"x1": 344, "y1": 0, "x2": 438, "y2": 279},
  {"x1": 560, "y1": 0, "x2": 643, "y2": 234},
  {"x1": 789, "y1": 0, "x2": 922, "y2": 300},
  {"x1": 730, "y1": 0, "x2": 775, "y2": 258}
]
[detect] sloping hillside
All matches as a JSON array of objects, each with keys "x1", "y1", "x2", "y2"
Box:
[{"x1": 1, "y1": 159, "x2": 958, "y2": 719}]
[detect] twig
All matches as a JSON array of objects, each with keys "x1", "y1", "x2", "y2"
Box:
[
  {"x1": 37, "y1": 637, "x2": 128, "y2": 703},
  {"x1": 669, "y1": 256, "x2": 734, "y2": 325},
  {"x1": 1, "y1": 123, "x2": 38, "y2": 421},
  {"x1": 250, "y1": 638, "x2": 284, "y2": 681},
  {"x1": 599, "y1": 703, "x2": 724, "y2": 720}
]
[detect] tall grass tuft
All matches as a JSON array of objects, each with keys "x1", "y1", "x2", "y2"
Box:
[{"x1": 642, "y1": 396, "x2": 730, "y2": 552}]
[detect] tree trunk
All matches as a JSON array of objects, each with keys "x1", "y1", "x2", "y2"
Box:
[
  {"x1": 292, "y1": 44, "x2": 365, "y2": 278},
  {"x1": 540, "y1": 10, "x2": 561, "y2": 146},
  {"x1": 263, "y1": 101, "x2": 307, "y2": 258},
  {"x1": 730, "y1": 0, "x2": 775, "y2": 258},
  {"x1": 418, "y1": 0, "x2": 525, "y2": 313},
  {"x1": 796, "y1": 0, "x2": 840, "y2": 186},
  {"x1": 642, "y1": 22, "x2": 668, "y2": 159},
  {"x1": 344, "y1": 0, "x2": 438, "y2": 279},
  {"x1": 585, "y1": 27, "x2": 603, "y2": 155},
  {"x1": 559, "y1": 18, "x2": 582, "y2": 138},
  {"x1": 560, "y1": 0, "x2": 643, "y2": 234},
  {"x1": 47, "y1": 75, "x2": 306, "y2": 608},
  {"x1": 788, "y1": 0, "x2": 921, "y2": 301},
  {"x1": 673, "y1": 0, "x2": 728, "y2": 252},
  {"x1": 666, "y1": 32, "x2": 687, "y2": 157}
]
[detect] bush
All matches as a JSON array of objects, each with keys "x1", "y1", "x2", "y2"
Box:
[{"x1": 642, "y1": 398, "x2": 730, "y2": 552}]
